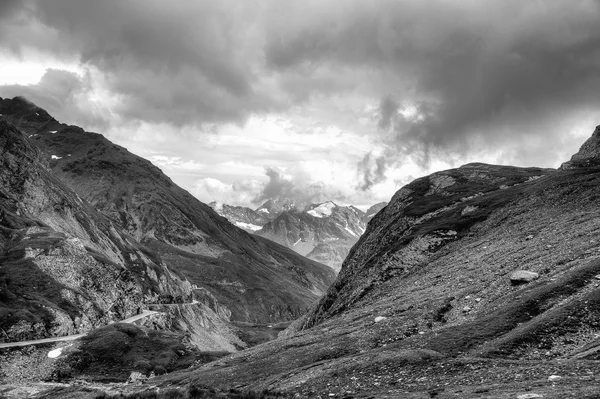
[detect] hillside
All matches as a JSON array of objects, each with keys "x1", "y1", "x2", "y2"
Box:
[
  {"x1": 134, "y1": 126, "x2": 600, "y2": 398},
  {"x1": 0, "y1": 96, "x2": 335, "y2": 326},
  {"x1": 0, "y1": 117, "x2": 201, "y2": 344},
  {"x1": 256, "y1": 201, "x2": 386, "y2": 272}
]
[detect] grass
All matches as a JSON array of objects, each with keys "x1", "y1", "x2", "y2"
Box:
[
  {"x1": 53, "y1": 323, "x2": 199, "y2": 382},
  {"x1": 421, "y1": 258, "x2": 600, "y2": 356}
]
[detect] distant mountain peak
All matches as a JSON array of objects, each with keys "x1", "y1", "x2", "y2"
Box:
[
  {"x1": 255, "y1": 197, "x2": 306, "y2": 218},
  {"x1": 307, "y1": 201, "x2": 337, "y2": 218}
]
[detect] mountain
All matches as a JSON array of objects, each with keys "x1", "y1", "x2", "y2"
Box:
[
  {"x1": 255, "y1": 198, "x2": 306, "y2": 220},
  {"x1": 0, "y1": 96, "x2": 335, "y2": 331},
  {"x1": 145, "y1": 127, "x2": 600, "y2": 397},
  {"x1": 208, "y1": 202, "x2": 269, "y2": 233},
  {"x1": 0, "y1": 115, "x2": 217, "y2": 346},
  {"x1": 363, "y1": 201, "x2": 387, "y2": 221},
  {"x1": 255, "y1": 201, "x2": 386, "y2": 272}
]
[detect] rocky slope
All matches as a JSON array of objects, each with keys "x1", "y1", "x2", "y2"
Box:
[
  {"x1": 138, "y1": 126, "x2": 600, "y2": 398},
  {"x1": 0, "y1": 96, "x2": 335, "y2": 325},
  {"x1": 256, "y1": 201, "x2": 387, "y2": 272},
  {"x1": 0, "y1": 116, "x2": 196, "y2": 344}
]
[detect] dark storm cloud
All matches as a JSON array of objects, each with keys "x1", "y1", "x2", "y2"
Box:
[
  {"x1": 6, "y1": 0, "x2": 279, "y2": 126},
  {"x1": 264, "y1": 0, "x2": 600, "y2": 165},
  {"x1": 3, "y1": 0, "x2": 600, "y2": 168},
  {"x1": 378, "y1": 96, "x2": 399, "y2": 131}
]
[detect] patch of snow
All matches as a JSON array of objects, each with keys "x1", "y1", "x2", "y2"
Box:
[
  {"x1": 257, "y1": 208, "x2": 269, "y2": 214},
  {"x1": 51, "y1": 155, "x2": 62, "y2": 160},
  {"x1": 374, "y1": 316, "x2": 387, "y2": 323},
  {"x1": 67, "y1": 154, "x2": 71, "y2": 157},
  {"x1": 293, "y1": 238, "x2": 301, "y2": 246},
  {"x1": 307, "y1": 201, "x2": 336, "y2": 218},
  {"x1": 35, "y1": 112, "x2": 39, "y2": 116},
  {"x1": 344, "y1": 226, "x2": 358, "y2": 237},
  {"x1": 48, "y1": 130, "x2": 57, "y2": 134},
  {"x1": 48, "y1": 346, "x2": 66, "y2": 358},
  {"x1": 234, "y1": 221, "x2": 262, "y2": 231},
  {"x1": 307, "y1": 209, "x2": 323, "y2": 218}
]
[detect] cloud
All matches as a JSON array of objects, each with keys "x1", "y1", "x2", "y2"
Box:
[
  {"x1": 0, "y1": 68, "x2": 110, "y2": 129},
  {"x1": 191, "y1": 178, "x2": 263, "y2": 207},
  {"x1": 1, "y1": 0, "x2": 285, "y2": 127},
  {"x1": 252, "y1": 167, "x2": 351, "y2": 208},
  {"x1": 263, "y1": 0, "x2": 600, "y2": 166},
  {"x1": 356, "y1": 152, "x2": 387, "y2": 191}
]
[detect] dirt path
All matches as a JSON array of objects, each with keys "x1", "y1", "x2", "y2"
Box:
[{"x1": 0, "y1": 310, "x2": 159, "y2": 349}]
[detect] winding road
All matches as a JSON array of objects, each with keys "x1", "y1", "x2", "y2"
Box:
[{"x1": 0, "y1": 310, "x2": 159, "y2": 349}]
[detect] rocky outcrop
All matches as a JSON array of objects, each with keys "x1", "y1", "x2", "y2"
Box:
[{"x1": 560, "y1": 125, "x2": 600, "y2": 169}]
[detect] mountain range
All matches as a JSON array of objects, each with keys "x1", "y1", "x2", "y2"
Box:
[{"x1": 210, "y1": 200, "x2": 387, "y2": 271}]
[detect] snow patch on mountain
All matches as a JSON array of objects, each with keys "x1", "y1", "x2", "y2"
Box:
[
  {"x1": 344, "y1": 226, "x2": 358, "y2": 237},
  {"x1": 308, "y1": 201, "x2": 336, "y2": 218},
  {"x1": 234, "y1": 221, "x2": 262, "y2": 231}
]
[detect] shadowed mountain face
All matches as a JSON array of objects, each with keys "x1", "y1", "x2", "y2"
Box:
[
  {"x1": 0, "y1": 96, "x2": 335, "y2": 328},
  {"x1": 152, "y1": 127, "x2": 600, "y2": 397}
]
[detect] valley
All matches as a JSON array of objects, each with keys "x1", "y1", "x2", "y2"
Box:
[{"x1": 2, "y1": 96, "x2": 600, "y2": 398}]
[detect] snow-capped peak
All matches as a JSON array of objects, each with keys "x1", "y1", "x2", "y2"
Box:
[{"x1": 307, "y1": 201, "x2": 336, "y2": 218}]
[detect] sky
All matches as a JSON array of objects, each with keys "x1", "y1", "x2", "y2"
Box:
[{"x1": 1, "y1": 0, "x2": 600, "y2": 209}]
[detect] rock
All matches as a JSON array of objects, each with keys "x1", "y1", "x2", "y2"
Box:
[
  {"x1": 462, "y1": 306, "x2": 471, "y2": 313},
  {"x1": 526, "y1": 235, "x2": 534, "y2": 240},
  {"x1": 510, "y1": 270, "x2": 539, "y2": 285},
  {"x1": 548, "y1": 375, "x2": 562, "y2": 381},
  {"x1": 560, "y1": 125, "x2": 600, "y2": 169},
  {"x1": 374, "y1": 316, "x2": 387, "y2": 323},
  {"x1": 127, "y1": 371, "x2": 148, "y2": 384}
]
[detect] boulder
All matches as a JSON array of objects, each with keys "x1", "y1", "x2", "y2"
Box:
[{"x1": 510, "y1": 270, "x2": 539, "y2": 285}]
